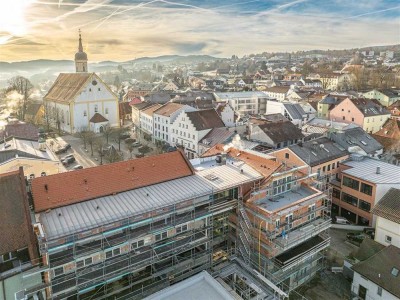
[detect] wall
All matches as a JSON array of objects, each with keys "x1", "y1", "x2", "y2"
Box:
[
  {"x1": 352, "y1": 272, "x2": 398, "y2": 300},
  {"x1": 363, "y1": 115, "x2": 391, "y2": 134},
  {"x1": 375, "y1": 216, "x2": 400, "y2": 248},
  {"x1": 329, "y1": 98, "x2": 364, "y2": 127}
]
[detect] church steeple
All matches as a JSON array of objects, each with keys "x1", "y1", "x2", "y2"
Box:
[{"x1": 75, "y1": 29, "x2": 88, "y2": 73}]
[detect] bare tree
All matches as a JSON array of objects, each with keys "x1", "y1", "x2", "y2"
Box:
[
  {"x1": 104, "y1": 145, "x2": 123, "y2": 164},
  {"x1": 7, "y1": 76, "x2": 34, "y2": 120},
  {"x1": 43, "y1": 101, "x2": 52, "y2": 132},
  {"x1": 112, "y1": 127, "x2": 129, "y2": 151},
  {"x1": 95, "y1": 138, "x2": 107, "y2": 165},
  {"x1": 87, "y1": 132, "x2": 97, "y2": 156},
  {"x1": 76, "y1": 127, "x2": 91, "y2": 149},
  {"x1": 102, "y1": 125, "x2": 113, "y2": 144}
]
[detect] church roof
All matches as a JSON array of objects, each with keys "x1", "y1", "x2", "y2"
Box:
[
  {"x1": 90, "y1": 113, "x2": 108, "y2": 123},
  {"x1": 44, "y1": 73, "x2": 92, "y2": 103}
]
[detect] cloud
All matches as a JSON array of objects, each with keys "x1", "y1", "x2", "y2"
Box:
[{"x1": 1, "y1": 0, "x2": 399, "y2": 61}]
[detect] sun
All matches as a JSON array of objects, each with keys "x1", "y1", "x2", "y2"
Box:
[{"x1": 0, "y1": 0, "x2": 35, "y2": 37}]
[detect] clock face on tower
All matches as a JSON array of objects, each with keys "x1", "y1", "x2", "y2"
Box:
[{"x1": 92, "y1": 80, "x2": 98, "y2": 86}]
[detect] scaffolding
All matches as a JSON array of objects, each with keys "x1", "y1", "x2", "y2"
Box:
[{"x1": 20, "y1": 188, "x2": 239, "y2": 300}]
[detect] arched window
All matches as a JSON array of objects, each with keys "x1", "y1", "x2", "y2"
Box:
[
  {"x1": 83, "y1": 110, "x2": 87, "y2": 117},
  {"x1": 105, "y1": 108, "x2": 109, "y2": 114},
  {"x1": 41, "y1": 172, "x2": 46, "y2": 177},
  {"x1": 29, "y1": 174, "x2": 35, "y2": 180},
  {"x1": 94, "y1": 105, "x2": 98, "y2": 113}
]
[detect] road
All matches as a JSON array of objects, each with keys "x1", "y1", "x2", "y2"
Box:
[
  {"x1": 60, "y1": 135, "x2": 98, "y2": 169},
  {"x1": 328, "y1": 228, "x2": 359, "y2": 258}
]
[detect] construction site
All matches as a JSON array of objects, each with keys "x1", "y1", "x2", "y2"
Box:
[{"x1": 16, "y1": 148, "x2": 332, "y2": 300}]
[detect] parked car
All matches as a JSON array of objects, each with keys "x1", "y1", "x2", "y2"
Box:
[
  {"x1": 346, "y1": 232, "x2": 366, "y2": 244},
  {"x1": 62, "y1": 156, "x2": 76, "y2": 166},
  {"x1": 132, "y1": 142, "x2": 141, "y2": 147},
  {"x1": 61, "y1": 154, "x2": 74, "y2": 161},
  {"x1": 335, "y1": 216, "x2": 351, "y2": 225},
  {"x1": 363, "y1": 227, "x2": 375, "y2": 239},
  {"x1": 73, "y1": 165, "x2": 83, "y2": 170},
  {"x1": 54, "y1": 147, "x2": 67, "y2": 154},
  {"x1": 120, "y1": 132, "x2": 131, "y2": 139},
  {"x1": 125, "y1": 138, "x2": 136, "y2": 144}
]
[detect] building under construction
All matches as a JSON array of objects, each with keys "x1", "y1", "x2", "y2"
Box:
[{"x1": 18, "y1": 148, "x2": 331, "y2": 299}]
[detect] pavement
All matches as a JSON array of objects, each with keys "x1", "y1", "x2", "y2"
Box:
[
  {"x1": 328, "y1": 228, "x2": 359, "y2": 259},
  {"x1": 58, "y1": 135, "x2": 98, "y2": 169}
]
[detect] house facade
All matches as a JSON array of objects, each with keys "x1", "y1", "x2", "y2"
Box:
[{"x1": 363, "y1": 89, "x2": 400, "y2": 107}]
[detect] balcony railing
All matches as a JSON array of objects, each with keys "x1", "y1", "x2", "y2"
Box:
[{"x1": 273, "y1": 217, "x2": 331, "y2": 250}]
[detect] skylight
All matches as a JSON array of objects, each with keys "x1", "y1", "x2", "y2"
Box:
[
  {"x1": 392, "y1": 267, "x2": 399, "y2": 277},
  {"x1": 311, "y1": 151, "x2": 317, "y2": 157},
  {"x1": 360, "y1": 141, "x2": 367, "y2": 146}
]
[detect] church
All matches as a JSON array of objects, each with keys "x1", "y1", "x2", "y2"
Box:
[{"x1": 44, "y1": 32, "x2": 119, "y2": 133}]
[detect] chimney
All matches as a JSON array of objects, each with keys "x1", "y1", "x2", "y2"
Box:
[{"x1": 376, "y1": 167, "x2": 380, "y2": 174}]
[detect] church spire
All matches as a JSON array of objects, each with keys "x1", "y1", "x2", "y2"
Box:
[
  {"x1": 75, "y1": 29, "x2": 88, "y2": 73},
  {"x1": 78, "y1": 29, "x2": 83, "y2": 52}
]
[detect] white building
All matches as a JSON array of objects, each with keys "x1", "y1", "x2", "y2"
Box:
[
  {"x1": 351, "y1": 245, "x2": 400, "y2": 300},
  {"x1": 215, "y1": 103, "x2": 237, "y2": 127},
  {"x1": 153, "y1": 102, "x2": 195, "y2": 145},
  {"x1": 140, "y1": 104, "x2": 162, "y2": 137},
  {"x1": 171, "y1": 109, "x2": 225, "y2": 159},
  {"x1": 44, "y1": 32, "x2": 119, "y2": 133},
  {"x1": 372, "y1": 188, "x2": 400, "y2": 248},
  {"x1": 265, "y1": 100, "x2": 308, "y2": 127},
  {"x1": 213, "y1": 91, "x2": 269, "y2": 116},
  {"x1": 264, "y1": 86, "x2": 290, "y2": 101}
]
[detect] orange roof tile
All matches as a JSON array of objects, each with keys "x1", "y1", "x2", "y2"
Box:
[
  {"x1": 141, "y1": 104, "x2": 163, "y2": 117},
  {"x1": 31, "y1": 151, "x2": 194, "y2": 212}
]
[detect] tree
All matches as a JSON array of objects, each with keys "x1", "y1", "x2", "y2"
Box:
[
  {"x1": 102, "y1": 125, "x2": 113, "y2": 144},
  {"x1": 112, "y1": 127, "x2": 129, "y2": 151},
  {"x1": 95, "y1": 138, "x2": 107, "y2": 165},
  {"x1": 43, "y1": 101, "x2": 52, "y2": 132},
  {"x1": 7, "y1": 76, "x2": 33, "y2": 120},
  {"x1": 87, "y1": 132, "x2": 96, "y2": 156},
  {"x1": 104, "y1": 145, "x2": 123, "y2": 164},
  {"x1": 76, "y1": 127, "x2": 90, "y2": 149},
  {"x1": 113, "y1": 75, "x2": 121, "y2": 88}
]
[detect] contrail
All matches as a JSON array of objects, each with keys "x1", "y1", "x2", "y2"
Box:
[
  {"x1": 256, "y1": 0, "x2": 307, "y2": 16},
  {"x1": 345, "y1": 6, "x2": 400, "y2": 19}
]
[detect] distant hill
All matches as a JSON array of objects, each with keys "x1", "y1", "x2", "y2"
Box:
[{"x1": 0, "y1": 55, "x2": 221, "y2": 87}]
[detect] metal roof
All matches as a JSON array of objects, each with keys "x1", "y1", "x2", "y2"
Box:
[
  {"x1": 39, "y1": 163, "x2": 262, "y2": 240},
  {"x1": 342, "y1": 157, "x2": 400, "y2": 184},
  {"x1": 214, "y1": 91, "x2": 267, "y2": 100}
]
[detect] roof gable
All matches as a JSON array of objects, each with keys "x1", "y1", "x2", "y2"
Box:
[
  {"x1": 31, "y1": 151, "x2": 195, "y2": 212},
  {"x1": 44, "y1": 73, "x2": 92, "y2": 103}
]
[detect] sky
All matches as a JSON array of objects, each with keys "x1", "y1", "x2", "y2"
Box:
[{"x1": 0, "y1": 0, "x2": 399, "y2": 62}]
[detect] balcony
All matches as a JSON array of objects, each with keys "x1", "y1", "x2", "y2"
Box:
[{"x1": 273, "y1": 217, "x2": 331, "y2": 251}]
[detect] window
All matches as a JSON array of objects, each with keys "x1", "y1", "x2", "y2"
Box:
[
  {"x1": 89, "y1": 88, "x2": 92, "y2": 92},
  {"x1": 285, "y1": 214, "x2": 293, "y2": 229},
  {"x1": 113, "y1": 248, "x2": 121, "y2": 256},
  {"x1": 94, "y1": 105, "x2": 98, "y2": 113},
  {"x1": 332, "y1": 188, "x2": 341, "y2": 199},
  {"x1": 352, "y1": 118, "x2": 354, "y2": 122},
  {"x1": 41, "y1": 172, "x2": 46, "y2": 177},
  {"x1": 342, "y1": 176, "x2": 360, "y2": 190},
  {"x1": 105, "y1": 251, "x2": 112, "y2": 259},
  {"x1": 131, "y1": 240, "x2": 144, "y2": 249},
  {"x1": 341, "y1": 109, "x2": 344, "y2": 111},
  {"x1": 391, "y1": 267, "x2": 399, "y2": 277},
  {"x1": 83, "y1": 110, "x2": 87, "y2": 117},
  {"x1": 322, "y1": 166, "x2": 326, "y2": 172},
  {"x1": 332, "y1": 163, "x2": 335, "y2": 170},
  {"x1": 98, "y1": 88, "x2": 101, "y2": 91},
  {"x1": 54, "y1": 267, "x2": 64, "y2": 277},
  {"x1": 342, "y1": 192, "x2": 358, "y2": 207},
  {"x1": 105, "y1": 108, "x2": 109, "y2": 114},
  {"x1": 360, "y1": 183, "x2": 373, "y2": 196},
  {"x1": 275, "y1": 219, "x2": 280, "y2": 229},
  {"x1": 342, "y1": 116, "x2": 345, "y2": 120},
  {"x1": 84, "y1": 257, "x2": 93, "y2": 265},
  {"x1": 327, "y1": 164, "x2": 331, "y2": 171},
  {"x1": 377, "y1": 287, "x2": 382, "y2": 296},
  {"x1": 176, "y1": 224, "x2": 188, "y2": 233},
  {"x1": 385, "y1": 235, "x2": 392, "y2": 244},
  {"x1": 358, "y1": 200, "x2": 371, "y2": 212},
  {"x1": 155, "y1": 231, "x2": 168, "y2": 241},
  {"x1": 29, "y1": 174, "x2": 35, "y2": 180},
  {"x1": 76, "y1": 260, "x2": 84, "y2": 268},
  {"x1": 193, "y1": 134, "x2": 195, "y2": 139},
  {"x1": 285, "y1": 153, "x2": 289, "y2": 159}
]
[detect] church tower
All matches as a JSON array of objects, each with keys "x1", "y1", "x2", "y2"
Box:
[{"x1": 75, "y1": 30, "x2": 88, "y2": 73}]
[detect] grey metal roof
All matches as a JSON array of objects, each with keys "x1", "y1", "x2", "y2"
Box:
[
  {"x1": 342, "y1": 157, "x2": 400, "y2": 184},
  {"x1": 283, "y1": 103, "x2": 306, "y2": 120},
  {"x1": 214, "y1": 91, "x2": 267, "y2": 100},
  {"x1": 329, "y1": 127, "x2": 383, "y2": 155},
  {"x1": 289, "y1": 137, "x2": 348, "y2": 167},
  {"x1": 39, "y1": 164, "x2": 262, "y2": 240},
  {"x1": 0, "y1": 138, "x2": 56, "y2": 164}
]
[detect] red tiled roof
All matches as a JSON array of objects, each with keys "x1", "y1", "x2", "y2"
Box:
[
  {"x1": 154, "y1": 102, "x2": 184, "y2": 117},
  {"x1": 141, "y1": 104, "x2": 163, "y2": 117},
  {"x1": 89, "y1": 113, "x2": 108, "y2": 123},
  {"x1": 0, "y1": 122, "x2": 39, "y2": 141},
  {"x1": 31, "y1": 151, "x2": 195, "y2": 212},
  {"x1": 119, "y1": 102, "x2": 132, "y2": 117},
  {"x1": 129, "y1": 97, "x2": 142, "y2": 106}
]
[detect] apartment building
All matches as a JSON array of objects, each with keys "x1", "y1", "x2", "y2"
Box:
[
  {"x1": 236, "y1": 153, "x2": 331, "y2": 292},
  {"x1": 203, "y1": 144, "x2": 332, "y2": 292},
  {"x1": 272, "y1": 137, "x2": 349, "y2": 182},
  {"x1": 131, "y1": 102, "x2": 156, "y2": 130},
  {"x1": 264, "y1": 86, "x2": 290, "y2": 101},
  {"x1": 331, "y1": 156, "x2": 400, "y2": 226},
  {"x1": 140, "y1": 104, "x2": 162, "y2": 138},
  {"x1": 152, "y1": 103, "x2": 195, "y2": 145},
  {"x1": 22, "y1": 151, "x2": 264, "y2": 300},
  {"x1": 329, "y1": 98, "x2": 391, "y2": 134},
  {"x1": 170, "y1": 109, "x2": 225, "y2": 159},
  {"x1": 214, "y1": 92, "x2": 269, "y2": 116}
]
